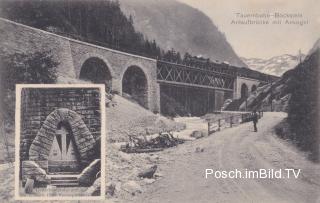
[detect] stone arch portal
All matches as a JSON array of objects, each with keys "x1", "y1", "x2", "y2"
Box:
[
  {"x1": 122, "y1": 66, "x2": 148, "y2": 108},
  {"x1": 80, "y1": 57, "x2": 112, "y2": 92},
  {"x1": 29, "y1": 108, "x2": 96, "y2": 169},
  {"x1": 241, "y1": 83, "x2": 249, "y2": 99},
  {"x1": 251, "y1": 84, "x2": 257, "y2": 92}
]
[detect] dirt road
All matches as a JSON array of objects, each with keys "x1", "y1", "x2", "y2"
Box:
[{"x1": 131, "y1": 112, "x2": 320, "y2": 203}]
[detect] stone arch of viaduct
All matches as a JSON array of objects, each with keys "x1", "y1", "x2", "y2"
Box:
[
  {"x1": 70, "y1": 42, "x2": 160, "y2": 112},
  {"x1": 0, "y1": 18, "x2": 161, "y2": 112}
]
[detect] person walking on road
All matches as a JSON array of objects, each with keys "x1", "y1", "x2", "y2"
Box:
[{"x1": 252, "y1": 110, "x2": 258, "y2": 132}]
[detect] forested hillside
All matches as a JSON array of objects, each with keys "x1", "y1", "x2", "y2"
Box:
[{"x1": 0, "y1": 0, "x2": 162, "y2": 58}]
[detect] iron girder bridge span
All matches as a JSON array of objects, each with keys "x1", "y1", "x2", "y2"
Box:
[{"x1": 157, "y1": 60, "x2": 235, "y2": 91}]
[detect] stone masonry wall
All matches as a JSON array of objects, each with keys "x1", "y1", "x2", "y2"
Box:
[
  {"x1": 20, "y1": 88, "x2": 101, "y2": 161},
  {"x1": 0, "y1": 18, "x2": 75, "y2": 78}
]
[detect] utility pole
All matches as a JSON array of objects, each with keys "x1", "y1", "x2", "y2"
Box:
[
  {"x1": 270, "y1": 84, "x2": 273, "y2": 112},
  {"x1": 245, "y1": 89, "x2": 248, "y2": 112},
  {"x1": 245, "y1": 97, "x2": 247, "y2": 112},
  {"x1": 298, "y1": 49, "x2": 302, "y2": 63}
]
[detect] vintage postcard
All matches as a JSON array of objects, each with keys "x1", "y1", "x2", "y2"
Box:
[{"x1": 0, "y1": 0, "x2": 319, "y2": 202}]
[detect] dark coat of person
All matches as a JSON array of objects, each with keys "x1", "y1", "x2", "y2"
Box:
[
  {"x1": 252, "y1": 112, "x2": 258, "y2": 123},
  {"x1": 252, "y1": 111, "x2": 258, "y2": 132}
]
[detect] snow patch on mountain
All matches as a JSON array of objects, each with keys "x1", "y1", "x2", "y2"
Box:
[{"x1": 241, "y1": 54, "x2": 305, "y2": 77}]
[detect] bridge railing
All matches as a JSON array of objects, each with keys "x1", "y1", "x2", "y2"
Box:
[{"x1": 207, "y1": 111, "x2": 263, "y2": 135}]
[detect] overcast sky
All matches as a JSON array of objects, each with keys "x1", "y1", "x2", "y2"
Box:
[{"x1": 178, "y1": 0, "x2": 320, "y2": 59}]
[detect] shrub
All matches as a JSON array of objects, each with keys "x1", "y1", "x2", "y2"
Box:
[{"x1": 0, "y1": 51, "x2": 58, "y2": 123}]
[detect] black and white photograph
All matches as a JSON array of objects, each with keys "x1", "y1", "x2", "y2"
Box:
[
  {"x1": 15, "y1": 85, "x2": 106, "y2": 200},
  {"x1": 0, "y1": 0, "x2": 319, "y2": 202}
]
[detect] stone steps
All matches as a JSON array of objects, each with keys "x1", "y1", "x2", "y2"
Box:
[{"x1": 49, "y1": 175, "x2": 79, "y2": 187}]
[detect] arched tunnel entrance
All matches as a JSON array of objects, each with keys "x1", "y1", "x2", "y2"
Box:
[
  {"x1": 251, "y1": 84, "x2": 257, "y2": 92},
  {"x1": 122, "y1": 66, "x2": 148, "y2": 108},
  {"x1": 80, "y1": 57, "x2": 112, "y2": 92},
  {"x1": 241, "y1": 83, "x2": 249, "y2": 99}
]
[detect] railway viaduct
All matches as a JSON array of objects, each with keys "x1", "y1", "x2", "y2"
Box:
[{"x1": 0, "y1": 18, "x2": 277, "y2": 115}]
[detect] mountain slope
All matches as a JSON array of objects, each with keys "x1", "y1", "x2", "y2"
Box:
[
  {"x1": 241, "y1": 54, "x2": 305, "y2": 76},
  {"x1": 119, "y1": 0, "x2": 247, "y2": 67},
  {"x1": 308, "y1": 38, "x2": 320, "y2": 55}
]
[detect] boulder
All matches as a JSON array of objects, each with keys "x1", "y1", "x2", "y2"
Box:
[
  {"x1": 85, "y1": 177, "x2": 101, "y2": 196},
  {"x1": 24, "y1": 178, "x2": 34, "y2": 194},
  {"x1": 138, "y1": 165, "x2": 157, "y2": 179},
  {"x1": 106, "y1": 182, "x2": 116, "y2": 197},
  {"x1": 143, "y1": 178, "x2": 156, "y2": 184},
  {"x1": 146, "y1": 154, "x2": 159, "y2": 163},
  {"x1": 154, "y1": 172, "x2": 163, "y2": 178},
  {"x1": 122, "y1": 181, "x2": 142, "y2": 195},
  {"x1": 22, "y1": 161, "x2": 48, "y2": 186},
  {"x1": 195, "y1": 147, "x2": 205, "y2": 153},
  {"x1": 78, "y1": 159, "x2": 100, "y2": 186},
  {"x1": 191, "y1": 131, "x2": 204, "y2": 139},
  {"x1": 118, "y1": 151, "x2": 132, "y2": 162}
]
